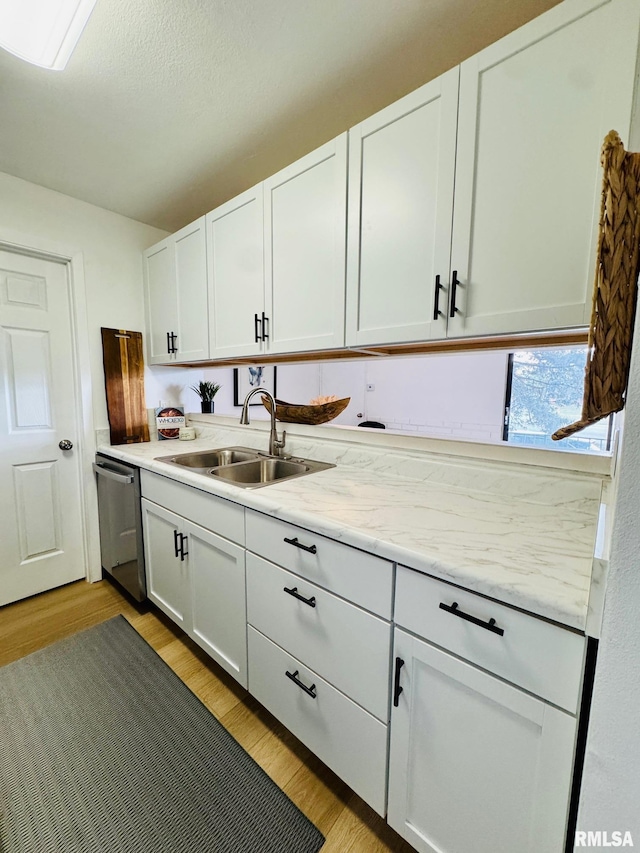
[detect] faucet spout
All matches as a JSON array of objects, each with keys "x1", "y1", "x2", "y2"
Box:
[{"x1": 239, "y1": 388, "x2": 286, "y2": 457}]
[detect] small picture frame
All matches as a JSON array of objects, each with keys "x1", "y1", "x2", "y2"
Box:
[{"x1": 233, "y1": 366, "x2": 277, "y2": 407}]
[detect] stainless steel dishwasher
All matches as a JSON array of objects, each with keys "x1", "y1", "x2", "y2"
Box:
[{"x1": 93, "y1": 453, "x2": 146, "y2": 601}]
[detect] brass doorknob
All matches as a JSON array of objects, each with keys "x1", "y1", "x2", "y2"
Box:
[{"x1": 59, "y1": 440, "x2": 73, "y2": 451}]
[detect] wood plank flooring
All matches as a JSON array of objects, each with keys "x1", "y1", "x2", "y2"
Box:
[{"x1": 0, "y1": 578, "x2": 414, "y2": 853}]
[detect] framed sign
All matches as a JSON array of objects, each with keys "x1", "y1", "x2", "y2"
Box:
[{"x1": 233, "y1": 366, "x2": 277, "y2": 407}]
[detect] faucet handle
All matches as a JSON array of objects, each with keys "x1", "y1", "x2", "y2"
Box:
[{"x1": 275, "y1": 429, "x2": 287, "y2": 455}]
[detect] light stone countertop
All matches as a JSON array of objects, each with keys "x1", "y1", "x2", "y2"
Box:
[{"x1": 98, "y1": 424, "x2": 606, "y2": 632}]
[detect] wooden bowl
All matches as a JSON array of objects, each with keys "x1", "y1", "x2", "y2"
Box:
[{"x1": 261, "y1": 396, "x2": 350, "y2": 425}]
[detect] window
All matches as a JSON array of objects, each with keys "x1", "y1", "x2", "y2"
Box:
[{"x1": 503, "y1": 347, "x2": 613, "y2": 453}]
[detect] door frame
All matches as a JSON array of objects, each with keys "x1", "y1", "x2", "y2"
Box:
[{"x1": 0, "y1": 227, "x2": 100, "y2": 585}]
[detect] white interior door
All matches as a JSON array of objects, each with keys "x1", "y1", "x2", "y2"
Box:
[{"x1": 0, "y1": 249, "x2": 85, "y2": 606}]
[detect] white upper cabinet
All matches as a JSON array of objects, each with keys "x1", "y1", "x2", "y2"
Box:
[
  {"x1": 264, "y1": 134, "x2": 348, "y2": 354},
  {"x1": 207, "y1": 185, "x2": 266, "y2": 359},
  {"x1": 346, "y1": 69, "x2": 459, "y2": 346},
  {"x1": 144, "y1": 217, "x2": 209, "y2": 364},
  {"x1": 448, "y1": 0, "x2": 640, "y2": 338}
]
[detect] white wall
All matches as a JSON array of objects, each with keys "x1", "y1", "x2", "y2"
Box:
[
  {"x1": 197, "y1": 352, "x2": 509, "y2": 441},
  {"x1": 576, "y1": 307, "x2": 640, "y2": 843},
  {"x1": 0, "y1": 170, "x2": 168, "y2": 432}
]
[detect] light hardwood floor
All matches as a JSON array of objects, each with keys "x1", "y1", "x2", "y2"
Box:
[{"x1": 0, "y1": 578, "x2": 414, "y2": 853}]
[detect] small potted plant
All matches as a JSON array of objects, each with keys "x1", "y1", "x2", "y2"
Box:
[{"x1": 191, "y1": 381, "x2": 222, "y2": 414}]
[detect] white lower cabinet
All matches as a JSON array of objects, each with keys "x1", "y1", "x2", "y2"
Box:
[
  {"x1": 248, "y1": 627, "x2": 388, "y2": 815},
  {"x1": 185, "y1": 519, "x2": 247, "y2": 684},
  {"x1": 139, "y1": 476, "x2": 584, "y2": 852},
  {"x1": 388, "y1": 628, "x2": 578, "y2": 853},
  {"x1": 142, "y1": 499, "x2": 189, "y2": 630},
  {"x1": 245, "y1": 509, "x2": 394, "y2": 815},
  {"x1": 140, "y1": 474, "x2": 247, "y2": 687}
]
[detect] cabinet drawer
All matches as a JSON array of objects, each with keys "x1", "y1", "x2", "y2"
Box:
[
  {"x1": 245, "y1": 510, "x2": 393, "y2": 618},
  {"x1": 247, "y1": 553, "x2": 391, "y2": 721},
  {"x1": 141, "y1": 470, "x2": 244, "y2": 544},
  {"x1": 248, "y1": 626, "x2": 388, "y2": 816},
  {"x1": 395, "y1": 565, "x2": 585, "y2": 713}
]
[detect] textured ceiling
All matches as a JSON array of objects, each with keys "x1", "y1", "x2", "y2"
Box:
[{"x1": 0, "y1": 0, "x2": 560, "y2": 232}]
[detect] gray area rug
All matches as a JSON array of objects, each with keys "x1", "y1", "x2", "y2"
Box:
[{"x1": 0, "y1": 616, "x2": 325, "y2": 853}]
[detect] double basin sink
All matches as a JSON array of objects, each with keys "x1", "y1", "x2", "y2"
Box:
[{"x1": 156, "y1": 446, "x2": 334, "y2": 489}]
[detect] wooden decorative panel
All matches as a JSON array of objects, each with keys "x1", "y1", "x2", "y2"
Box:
[{"x1": 101, "y1": 328, "x2": 150, "y2": 445}]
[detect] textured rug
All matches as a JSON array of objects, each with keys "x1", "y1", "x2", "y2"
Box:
[{"x1": 0, "y1": 616, "x2": 324, "y2": 853}]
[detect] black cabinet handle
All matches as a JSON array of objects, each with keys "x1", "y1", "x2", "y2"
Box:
[
  {"x1": 286, "y1": 669, "x2": 317, "y2": 698},
  {"x1": 283, "y1": 536, "x2": 317, "y2": 555},
  {"x1": 173, "y1": 529, "x2": 180, "y2": 558},
  {"x1": 393, "y1": 657, "x2": 405, "y2": 707},
  {"x1": 179, "y1": 533, "x2": 188, "y2": 562},
  {"x1": 283, "y1": 586, "x2": 316, "y2": 608},
  {"x1": 166, "y1": 332, "x2": 172, "y2": 355},
  {"x1": 439, "y1": 601, "x2": 504, "y2": 636},
  {"x1": 433, "y1": 274, "x2": 444, "y2": 320},
  {"x1": 261, "y1": 312, "x2": 269, "y2": 341},
  {"x1": 171, "y1": 332, "x2": 178, "y2": 353},
  {"x1": 449, "y1": 270, "x2": 459, "y2": 318},
  {"x1": 254, "y1": 313, "x2": 262, "y2": 343}
]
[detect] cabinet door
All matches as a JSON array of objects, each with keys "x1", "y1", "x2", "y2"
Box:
[
  {"x1": 144, "y1": 236, "x2": 178, "y2": 364},
  {"x1": 207, "y1": 186, "x2": 265, "y2": 359},
  {"x1": 448, "y1": 0, "x2": 640, "y2": 338},
  {"x1": 388, "y1": 629, "x2": 577, "y2": 853},
  {"x1": 264, "y1": 134, "x2": 347, "y2": 354},
  {"x1": 174, "y1": 217, "x2": 209, "y2": 363},
  {"x1": 141, "y1": 499, "x2": 188, "y2": 629},
  {"x1": 186, "y1": 519, "x2": 248, "y2": 688},
  {"x1": 346, "y1": 69, "x2": 459, "y2": 346}
]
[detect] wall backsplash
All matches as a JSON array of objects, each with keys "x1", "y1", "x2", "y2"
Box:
[{"x1": 145, "y1": 350, "x2": 510, "y2": 444}]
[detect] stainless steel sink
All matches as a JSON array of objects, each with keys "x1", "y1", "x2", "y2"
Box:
[
  {"x1": 210, "y1": 458, "x2": 309, "y2": 485},
  {"x1": 157, "y1": 447, "x2": 257, "y2": 470},
  {"x1": 156, "y1": 446, "x2": 334, "y2": 488}
]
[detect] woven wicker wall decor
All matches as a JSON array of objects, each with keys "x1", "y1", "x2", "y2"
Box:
[{"x1": 553, "y1": 131, "x2": 640, "y2": 441}]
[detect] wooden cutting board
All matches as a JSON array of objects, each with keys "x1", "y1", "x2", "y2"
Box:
[{"x1": 101, "y1": 328, "x2": 150, "y2": 445}]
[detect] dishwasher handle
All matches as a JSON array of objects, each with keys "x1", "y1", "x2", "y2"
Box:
[{"x1": 93, "y1": 462, "x2": 134, "y2": 484}]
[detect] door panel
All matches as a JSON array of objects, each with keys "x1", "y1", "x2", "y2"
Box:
[
  {"x1": 174, "y1": 218, "x2": 209, "y2": 362},
  {"x1": 346, "y1": 69, "x2": 459, "y2": 345},
  {"x1": 141, "y1": 499, "x2": 187, "y2": 628},
  {"x1": 187, "y1": 519, "x2": 247, "y2": 687},
  {"x1": 388, "y1": 629, "x2": 577, "y2": 853},
  {"x1": 144, "y1": 239, "x2": 177, "y2": 363},
  {"x1": 265, "y1": 134, "x2": 347, "y2": 354},
  {"x1": 0, "y1": 249, "x2": 85, "y2": 606},
  {"x1": 208, "y1": 185, "x2": 265, "y2": 359},
  {"x1": 449, "y1": 0, "x2": 639, "y2": 337}
]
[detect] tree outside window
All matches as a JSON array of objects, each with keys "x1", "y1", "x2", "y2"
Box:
[{"x1": 504, "y1": 348, "x2": 613, "y2": 453}]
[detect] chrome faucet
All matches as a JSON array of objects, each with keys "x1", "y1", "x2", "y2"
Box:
[{"x1": 240, "y1": 388, "x2": 286, "y2": 457}]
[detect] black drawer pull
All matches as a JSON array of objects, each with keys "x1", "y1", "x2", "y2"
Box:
[
  {"x1": 173, "y1": 529, "x2": 180, "y2": 558},
  {"x1": 286, "y1": 669, "x2": 317, "y2": 698},
  {"x1": 393, "y1": 657, "x2": 405, "y2": 707},
  {"x1": 439, "y1": 601, "x2": 504, "y2": 636},
  {"x1": 254, "y1": 313, "x2": 262, "y2": 343},
  {"x1": 449, "y1": 270, "x2": 459, "y2": 317},
  {"x1": 179, "y1": 533, "x2": 188, "y2": 561},
  {"x1": 433, "y1": 274, "x2": 444, "y2": 320},
  {"x1": 261, "y1": 311, "x2": 269, "y2": 341},
  {"x1": 283, "y1": 536, "x2": 317, "y2": 554},
  {"x1": 283, "y1": 586, "x2": 316, "y2": 608}
]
